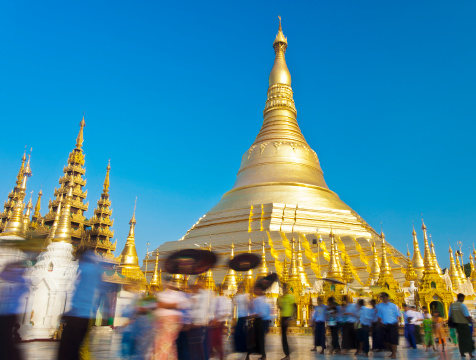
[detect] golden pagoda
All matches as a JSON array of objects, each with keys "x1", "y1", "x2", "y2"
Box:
[
  {"x1": 255, "y1": 241, "x2": 269, "y2": 280},
  {"x1": 368, "y1": 241, "x2": 380, "y2": 285},
  {"x1": 0, "y1": 149, "x2": 27, "y2": 232},
  {"x1": 30, "y1": 189, "x2": 43, "y2": 229},
  {"x1": 417, "y1": 220, "x2": 453, "y2": 316},
  {"x1": 222, "y1": 243, "x2": 238, "y2": 294},
  {"x1": 149, "y1": 252, "x2": 163, "y2": 292},
  {"x1": 411, "y1": 225, "x2": 425, "y2": 279},
  {"x1": 43, "y1": 116, "x2": 89, "y2": 244},
  {"x1": 83, "y1": 161, "x2": 117, "y2": 258},
  {"x1": 153, "y1": 18, "x2": 407, "y2": 286},
  {"x1": 448, "y1": 246, "x2": 462, "y2": 291},
  {"x1": 117, "y1": 203, "x2": 146, "y2": 285},
  {"x1": 376, "y1": 231, "x2": 399, "y2": 291},
  {"x1": 0, "y1": 154, "x2": 32, "y2": 240}
]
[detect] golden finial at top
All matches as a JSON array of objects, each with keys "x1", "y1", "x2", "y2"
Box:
[
  {"x1": 76, "y1": 114, "x2": 86, "y2": 149},
  {"x1": 130, "y1": 197, "x2": 137, "y2": 225},
  {"x1": 269, "y1": 16, "x2": 291, "y2": 87},
  {"x1": 103, "y1": 160, "x2": 111, "y2": 193}
]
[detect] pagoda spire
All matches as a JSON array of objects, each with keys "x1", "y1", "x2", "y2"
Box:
[
  {"x1": 454, "y1": 251, "x2": 466, "y2": 281},
  {"x1": 45, "y1": 195, "x2": 62, "y2": 245},
  {"x1": 449, "y1": 246, "x2": 462, "y2": 290},
  {"x1": 244, "y1": 237, "x2": 254, "y2": 291},
  {"x1": 377, "y1": 230, "x2": 398, "y2": 289},
  {"x1": 76, "y1": 115, "x2": 86, "y2": 149},
  {"x1": 429, "y1": 235, "x2": 442, "y2": 275},
  {"x1": 469, "y1": 253, "x2": 476, "y2": 289},
  {"x1": 0, "y1": 155, "x2": 32, "y2": 239},
  {"x1": 342, "y1": 254, "x2": 354, "y2": 286},
  {"x1": 297, "y1": 236, "x2": 310, "y2": 287},
  {"x1": 120, "y1": 200, "x2": 139, "y2": 267},
  {"x1": 368, "y1": 240, "x2": 380, "y2": 285},
  {"x1": 282, "y1": 258, "x2": 289, "y2": 284},
  {"x1": 52, "y1": 179, "x2": 74, "y2": 243},
  {"x1": 421, "y1": 219, "x2": 436, "y2": 274},
  {"x1": 287, "y1": 236, "x2": 302, "y2": 293},
  {"x1": 23, "y1": 191, "x2": 33, "y2": 233},
  {"x1": 411, "y1": 224, "x2": 425, "y2": 278},
  {"x1": 43, "y1": 117, "x2": 89, "y2": 245},
  {"x1": 87, "y1": 160, "x2": 116, "y2": 256},
  {"x1": 222, "y1": 243, "x2": 238, "y2": 294},
  {"x1": 256, "y1": 240, "x2": 269, "y2": 279},
  {"x1": 404, "y1": 248, "x2": 418, "y2": 285},
  {"x1": 31, "y1": 189, "x2": 43, "y2": 225},
  {"x1": 0, "y1": 149, "x2": 28, "y2": 232},
  {"x1": 327, "y1": 229, "x2": 342, "y2": 281},
  {"x1": 149, "y1": 252, "x2": 163, "y2": 292}
]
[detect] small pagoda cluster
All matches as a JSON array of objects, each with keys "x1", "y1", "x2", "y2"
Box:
[{"x1": 0, "y1": 116, "x2": 147, "y2": 288}]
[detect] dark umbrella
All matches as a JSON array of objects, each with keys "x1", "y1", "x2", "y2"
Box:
[
  {"x1": 228, "y1": 253, "x2": 261, "y2": 271},
  {"x1": 321, "y1": 277, "x2": 346, "y2": 285},
  {"x1": 165, "y1": 249, "x2": 217, "y2": 275}
]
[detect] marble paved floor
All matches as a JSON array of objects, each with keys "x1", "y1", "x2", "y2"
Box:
[{"x1": 19, "y1": 333, "x2": 466, "y2": 360}]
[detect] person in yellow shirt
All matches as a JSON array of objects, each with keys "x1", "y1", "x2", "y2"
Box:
[{"x1": 277, "y1": 284, "x2": 296, "y2": 360}]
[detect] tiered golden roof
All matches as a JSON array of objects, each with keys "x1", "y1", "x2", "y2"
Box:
[
  {"x1": 51, "y1": 179, "x2": 74, "y2": 243},
  {"x1": 43, "y1": 117, "x2": 89, "y2": 244},
  {"x1": 0, "y1": 150, "x2": 27, "y2": 232},
  {"x1": 0, "y1": 154, "x2": 32, "y2": 240},
  {"x1": 83, "y1": 161, "x2": 117, "y2": 258}
]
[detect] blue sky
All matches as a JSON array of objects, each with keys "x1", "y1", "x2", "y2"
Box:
[{"x1": 1, "y1": 1, "x2": 475, "y2": 269}]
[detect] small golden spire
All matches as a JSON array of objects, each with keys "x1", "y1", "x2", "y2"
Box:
[
  {"x1": 377, "y1": 230, "x2": 398, "y2": 289},
  {"x1": 429, "y1": 235, "x2": 442, "y2": 275},
  {"x1": 51, "y1": 179, "x2": 74, "y2": 243},
  {"x1": 120, "y1": 199, "x2": 139, "y2": 266},
  {"x1": 454, "y1": 250, "x2": 466, "y2": 281},
  {"x1": 405, "y1": 245, "x2": 418, "y2": 283},
  {"x1": 244, "y1": 237, "x2": 254, "y2": 290},
  {"x1": 342, "y1": 254, "x2": 354, "y2": 285},
  {"x1": 33, "y1": 189, "x2": 43, "y2": 220},
  {"x1": 286, "y1": 236, "x2": 302, "y2": 293},
  {"x1": 222, "y1": 243, "x2": 238, "y2": 293},
  {"x1": 421, "y1": 218, "x2": 436, "y2": 274},
  {"x1": 15, "y1": 148, "x2": 27, "y2": 187},
  {"x1": 469, "y1": 253, "x2": 476, "y2": 289},
  {"x1": 327, "y1": 229, "x2": 342, "y2": 281},
  {"x1": 368, "y1": 240, "x2": 380, "y2": 284},
  {"x1": 296, "y1": 236, "x2": 310, "y2": 287},
  {"x1": 269, "y1": 16, "x2": 291, "y2": 86},
  {"x1": 256, "y1": 240, "x2": 269, "y2": 279},
  {"x1": 103, "y1": 160, "x2": 111, "y2": 193},
  {"x1": 76, "y1": 114, "x2": 86, "y2": 149},
  {"x1": 23, "y1": 191, "x2": 33, "y2": 233},
  {"x1": 149, "y1": 252, "x2": 163, "y2": 292},
  {"x1": 449, "y1": 246, "x2": 462, "y2": 290},
  {"x1": 411, "y1": 223, "x2": 425, "y2": 277},
  {"x1": 45, "y1": 195, "x2": 63, "y2": 244},
  {"x1": 282, "y1": 257, "x2": 289, "y2": 284}
]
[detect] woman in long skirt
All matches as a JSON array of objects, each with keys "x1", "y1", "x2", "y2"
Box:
[{"x1": 151, "y1": 279, "x2": 186, "y2": 360}]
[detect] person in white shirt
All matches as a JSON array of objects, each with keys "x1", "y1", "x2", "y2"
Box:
[
  {"x1": 233, "y1": 282, "x2": 251, "y2": 353},
  {"x1": 189, "y1": 278, "x2": 214, "y2": 360},
  {"x1": 151, "y1": 277, "x2": 186, "y2": 360},
  {"x1": 210, "y1": 285, "x2": 232, "y2": 360},
  {"x1": 411, "y1": 305, "x2": 423, "y2": 345},
  {"x1": 310, "y1": 296, "x2": 327, "y2": 354},
  {"x1": 403, "y1": 304, "x2": 417, "y2": 349},
  {"x1": 248, "y1": 283, "x2": 270, "y2": 360}
]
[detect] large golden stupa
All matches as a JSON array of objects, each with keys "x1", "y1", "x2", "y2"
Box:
[{"x1": 153, "y1": 19, "x2": 407, "y2": 287}]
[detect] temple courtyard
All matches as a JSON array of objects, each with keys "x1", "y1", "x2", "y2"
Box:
[{"x1": 20, "y1": 332, "x2": 463, "y2": 360}]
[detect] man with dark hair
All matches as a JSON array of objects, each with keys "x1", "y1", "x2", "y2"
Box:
[
  {"x1": 449, "y1": 293, "x2": 474, "y2": 358},
  {"x1": 249, "y1": 283, "x2": 270, "y2": 360},
  {"x1": 377, "y1": 292, "x2": 401, "y2": 359},
  {"x1": 341, "y1": 295, "x2": 358, "y2": 354},
  {"x1": 403, "y1": 304, "x2": 417, "y2": 349},
  {"x1": 356, "y1": 299, "x2": 373, "y2": 357}
]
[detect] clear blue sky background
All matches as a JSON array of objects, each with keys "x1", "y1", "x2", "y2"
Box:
[{"x1": 1, "y1": 1, "x2": 475, "y2": 269}]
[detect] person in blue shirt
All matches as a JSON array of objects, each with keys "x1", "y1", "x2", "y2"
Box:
[
  {"x1": 449, "y1": 293, "x2": 474, "y2": 358},
  {"x1": 326, "y1": 297, "x2": 341, "y2": 354},
  {"x1": 377, "y1": 292, "x2": 402, "y2": 359},
  {"x1": 341, "y1": 295, "x2": 358, "y2": 353},
  {"x1": 355, "y1": 299, "x2": 374, "y2": 357},
  {"x1": 310, "y1": 296, "x2": 327, "y2": 354},
  {"x1": 247, "y1": 283, "x2": 270, "y2": 360}
]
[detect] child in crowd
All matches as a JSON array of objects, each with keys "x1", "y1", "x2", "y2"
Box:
[
  {"x1": 422, "y1": 313, "x2": 436, "y2": 352},
  {"x1": 432, "y1": 311, "x2": 447, "y2": 352}
]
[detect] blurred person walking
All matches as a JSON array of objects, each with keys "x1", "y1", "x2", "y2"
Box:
[
  {"x1": 370, "y1": 299, "x2": 384, "y2": 352},
  {"x1": 340, "y1": 295, "x2": 358, "y2": 354},
  {"x1": 449, "y1": 293, "x2": 474, "y2": 358},
  {"x1": 422, "y1": 312, "x2": 436, "y2": 352},
  {"x1": 412, "y1": 305, "x2": 423, "y2": 345},
  {"x1": 247, "y1": 283, "x2": 270, "y2": 360},
  {"x1": 57, "y1": 249, "x2": 103, "y2": 360},
  {"x1": 277, "y1": 283, "x2": 295, "y2": 360},
  {"x1": 376, "y1": 292, "x2": 401, "y2": 359},
  {"x1": 189, "y1": 279, "x2": 213, "y2": 360},
  {"x1": 151, "y1": 278, "x2": 186, "y2": 360},
  {"x1": 310, "y1": 296, "x2": 327, "y2": 354},
  {"x1": 233, "y1": 282, "x2": 251, "y2": 354},
  {"x1": 355, "y1": 299, "x2": 373, "y2": 357},
  {"x1": 326, "y1": 297, "x2": 340, "y2": 354},
  {"x1": 0, "y1": 261, "x2": 28, "y2": 360},
  {"x1": 403, "y1": 304, "x2": 417, "y2": 349},
  {"x1": 433, "y1": 311, "x2": 447, "y2": 352},
  {"x1": 209, "y1": 285, "x2": 232, "y2": 360}
]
